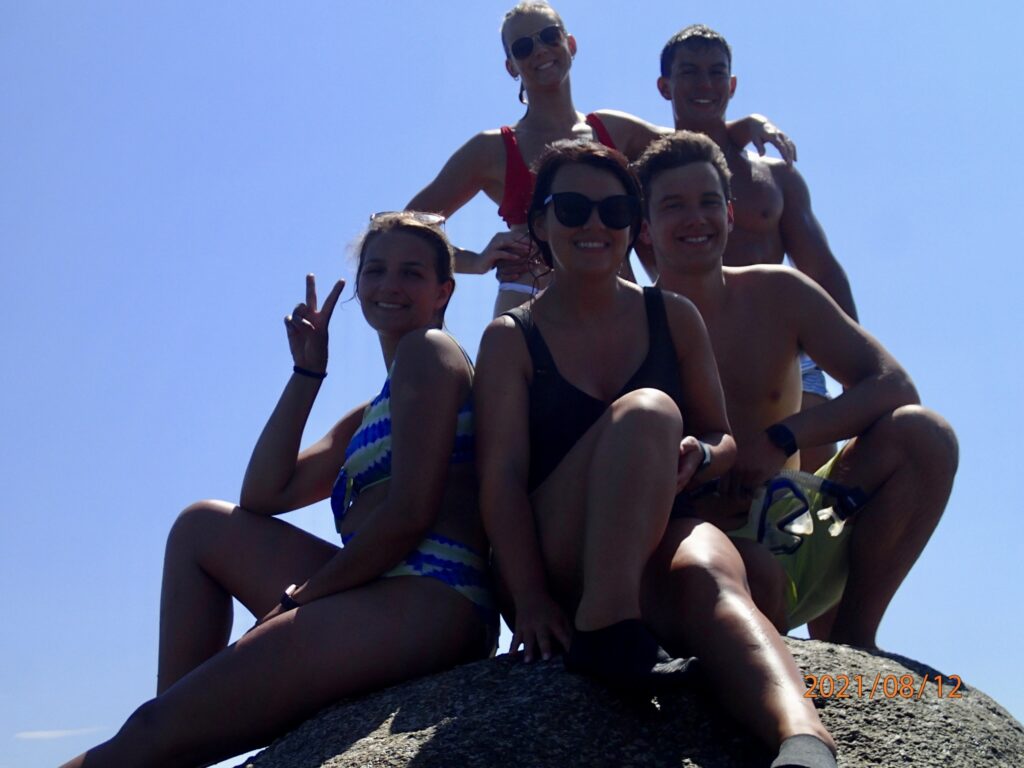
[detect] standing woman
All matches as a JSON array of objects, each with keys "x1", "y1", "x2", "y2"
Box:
[
  {"x1": 475, "y1": 142, "x2": 837, "y2": 766},
  {"x1": 407, "y1": 1, "x2": 792, "y2": 316},
  {"x1": 62, "y1": 213, "x2": 496, "y2": 768}
]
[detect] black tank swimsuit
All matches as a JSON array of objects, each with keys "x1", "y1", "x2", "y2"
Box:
[{"x1": 505, "y1": 286, "x2": 686, "y2": 494}]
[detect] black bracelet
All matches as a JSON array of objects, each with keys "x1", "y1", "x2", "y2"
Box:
[
  {"x1": 293, "y1": 365, "x2": 327, "y2": 380},
  {"x1": 765, "y1": 423, "x2": 799, "y2": 457},
  {"x1": 280, "y1": 584, "x2": 302, "y2": 611}
]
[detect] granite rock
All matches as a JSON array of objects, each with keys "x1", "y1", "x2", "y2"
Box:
[{"x1": 238, "y1": 638, "x2": 1024, "y2": 768}]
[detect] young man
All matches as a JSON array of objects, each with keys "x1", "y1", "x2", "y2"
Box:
[
  {"x1": 635, "y1": 131, "x2": 957, "y2": 648},
  {"x1": 651, "y1": 25, "x2": 853, "y2": 471}
]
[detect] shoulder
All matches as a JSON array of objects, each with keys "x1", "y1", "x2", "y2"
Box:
[
  {"x1": 447, "y1": 130, "x2": 508, "y2": 167},
  {"x1": 763, "y1": 156, "x2": 811, "y2": 195},
  {"x1": 726, "y1": 264, "x2": 832, "y2": 311},
  {"x1": 392, "y1": 329, "x2": 472, "y2": 387},
  {"x1": 652, "y1": 287, "x2": 706, "y2": 334},
  {"x1": 480, "y1": 311, "x2": 527, "y2": 351},
  {"x1": 656, "y1": 285, "x2": 700, "y2": 317},
  {"x1": 727, "y1": 262, "x2": 811, "y2": 290}
]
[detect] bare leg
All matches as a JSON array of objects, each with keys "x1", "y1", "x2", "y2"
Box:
[
  {"x1": 824, "y1": 405, "x2": 957, "y2": 648},
  {"x1": 731, "y1": 537, "x2": 788, "y2": 632},
  {"x1": 158, "y1": 500, "x2": 337, "y2": 692},
  {"x1": 799, "y1": 392, "x2": 836, "y2": 473},
  {"x1": 63, "y1": 577, "x2": 486, "y2": 768},
  {"x1": 643, "y1": 519, "x2": 834, "y2": 752},
  {"x1": 531, "y1": 389, "x2": 682, "y2": 629}
]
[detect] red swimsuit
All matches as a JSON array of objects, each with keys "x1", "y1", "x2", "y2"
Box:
[{"x1": 497, "y1": 113, "x2": 618, "y2": 227}]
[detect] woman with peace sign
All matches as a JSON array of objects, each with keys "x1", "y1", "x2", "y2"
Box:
[{"x1": 62, "y1": 213, "x2": 496, "y2": 768}]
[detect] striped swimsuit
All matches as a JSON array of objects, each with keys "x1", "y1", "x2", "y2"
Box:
[{"x1": 329, "y1": 360, "x2": 496, "y2": 621}]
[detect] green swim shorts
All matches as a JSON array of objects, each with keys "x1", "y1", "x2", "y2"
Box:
[{"x1": 730, "y1": 451, "x2": 851, "y2": 630}]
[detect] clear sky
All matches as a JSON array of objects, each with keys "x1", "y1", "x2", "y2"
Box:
[{"x1": 2, "y1": 2, "x2": 1022, "y2": 766}]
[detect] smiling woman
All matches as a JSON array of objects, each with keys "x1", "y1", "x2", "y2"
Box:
[
  {"x1": 474, "y1": 140, "x2": 838, "y2": 767},
  {"x1": 59, "y1": 213, "x2": 496, "y2": 768}
]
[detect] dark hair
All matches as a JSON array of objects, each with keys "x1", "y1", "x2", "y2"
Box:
[
  {"x1": 660, "y1": 24, "x2": 732, "y2": 78},
  {"x1": 500, "y1": 2, "x2": 567, "y2": 106},
  {"x1": 354, "y1": 212, "x2": 456, "y2": 319},
  {"x1": 527, "y1": 139, "x2": 642, "y2": 267},
  {"x1": 634, "y1": 131, "x2": 733, "y2": 217}
]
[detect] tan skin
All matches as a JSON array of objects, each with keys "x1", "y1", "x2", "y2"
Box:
[
  {"x1": 476, "y1": 158, "x2": 837, "y2": 755},
  {"x1": 645, "y1": 42, "x2": 857, "y2": 471},
  {"x1": 476, "y1": 161, "x2": 735, "y2": 656},
  {"x1": 648, "y1": 161, "x2": 958, "y2": 647},
  {"x1": 407, "y1": 6, "x2": 795, "y2": 317},
  {"x1": 62, "y1": 232, "x2": 491, "y2": 768}
]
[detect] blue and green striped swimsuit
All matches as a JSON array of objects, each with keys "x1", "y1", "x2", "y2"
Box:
[{"x1": 329, "y1": 360, "x2": 495, "y2": 621}]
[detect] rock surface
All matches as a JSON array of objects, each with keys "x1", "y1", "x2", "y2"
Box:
[{"x1": 238, "y1": 639, "x2": 1024, "y2": 767}]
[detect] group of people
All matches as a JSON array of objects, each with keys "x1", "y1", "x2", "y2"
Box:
[{"x1": 62, "y1": 5, "x2": 958, "y2": 768}]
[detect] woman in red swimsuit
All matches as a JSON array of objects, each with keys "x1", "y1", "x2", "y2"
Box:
[{"x1": 407, "y1": 1, "x2": 793, "y2": 316}]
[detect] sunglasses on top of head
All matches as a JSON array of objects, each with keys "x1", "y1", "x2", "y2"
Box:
[
  {"x1": 509, "y1": 25, "x2": 564, "y2": 60},
  {"x1": 542, "y1": 192, "x2": 639, "y2": 230}
]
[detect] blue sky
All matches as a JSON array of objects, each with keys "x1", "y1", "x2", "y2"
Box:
[{"x1": 2, "y1": 2, "x2": 1022, "y2": 766}]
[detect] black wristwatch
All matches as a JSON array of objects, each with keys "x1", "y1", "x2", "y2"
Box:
[
  {"x1": 280, "y1": 583, "x2": 302, "y2": 611},
  {"x1": 765, "y1": 423, "x2": 798, "y2": 457}
]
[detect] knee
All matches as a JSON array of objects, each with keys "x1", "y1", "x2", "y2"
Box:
[
  {"x1": 669, "y1": 523, "x2": 750, "y2": 601},
  {"x1": 888, "y1": 405, "x2": 959, "y2": 473},
  {"x1": 610, "y1": 388, "x2": 683, "y2": 441},
  {"x1": 166, "y1": 499, "x2": 236, "y2": 559}
]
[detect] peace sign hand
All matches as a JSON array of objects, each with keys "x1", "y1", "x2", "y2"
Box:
[{"x1": 284, "y1": 274, "x2": 345, "y2": 374}]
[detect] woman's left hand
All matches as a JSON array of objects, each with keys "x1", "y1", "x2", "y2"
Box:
[{"x1": 285, "y1": 274, "x2": 345, "y2": 374}]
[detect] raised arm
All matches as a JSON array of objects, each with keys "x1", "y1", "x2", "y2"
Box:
[
  {"x1": 476, "y1": 317, "x2": 571, "y2": 660},
  {"x1": 407, "y1": 132, "x2": 532, "y2": 275},
  {"x1": 662, "y1": 292, "x2": 736, "y2": 488},
  {"x1": 239, "y1": 274, "x2": 361, "y2": 515},
  {"x1": 777, "y1": 165, "x2": 858, "y2": 320},
  {"x1": 279, "y1": 330, "x2": 473, "y2": 610}
]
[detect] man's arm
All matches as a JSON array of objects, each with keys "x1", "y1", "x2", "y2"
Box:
[
  {"x1": 726, "y1": 269, "x2": 914, "y2": 493},
  {"x1": 777, "y1": 165, "x2": 858, "y2": 321},
  {"x1": 780, "y1": 270, "x2": 915, "y2": 449}
]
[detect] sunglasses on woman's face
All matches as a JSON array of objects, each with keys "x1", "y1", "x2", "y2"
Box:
[
  {"x1": 543, "y1": 192, "x2": 639, "y2": 230},
  {"x1": 509, "y1": 25, "x2": 564, "y2": 60}
]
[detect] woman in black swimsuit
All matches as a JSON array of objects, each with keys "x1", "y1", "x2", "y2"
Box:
[
  {"x1": 475, "y1": 139, "x2": 734, "y2": 679},
  {"x1": 475, "y1": 140, "x2": 837, "y2": 766}
]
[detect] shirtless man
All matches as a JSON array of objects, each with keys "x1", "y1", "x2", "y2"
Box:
[
  {"x1": 649, "y1": 25, "x2": 853, "y2": 471},
  {"x1": 635, "y1": 131, "x2": 957, "y2": 647}
]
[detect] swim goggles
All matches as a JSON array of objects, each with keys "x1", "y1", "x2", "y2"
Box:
[
  {"x1": 509, "y1": 25, "x2": 564, "y2": 60},
  {"x1": 541, "y1": 192, "x2": 639, "y2": 230},
  {"x1": 749, "y1": 470, "x2": 867, "y2": 555}
]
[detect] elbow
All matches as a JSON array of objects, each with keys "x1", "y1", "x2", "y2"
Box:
[{"x1": 880, "y1": 368, "x2": 920, "y2": 410}]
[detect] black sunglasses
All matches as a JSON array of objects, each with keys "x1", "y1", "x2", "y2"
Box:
[
  {"x1": 509, "y1": 25, "x2": 564, "y2": 60},
  {"x1": 542, "y1": 192, "x2": 639, "y2": 230}
]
